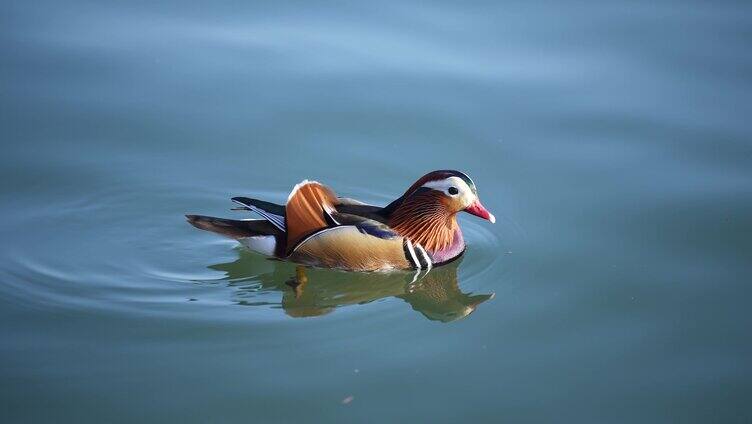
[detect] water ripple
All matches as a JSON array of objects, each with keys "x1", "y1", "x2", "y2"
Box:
[{"x1": 0, "y1": 177, "x2": 518, "y2": 325}]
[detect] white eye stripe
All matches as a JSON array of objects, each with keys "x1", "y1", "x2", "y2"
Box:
[
  {"x1": 421, "y1": 176, "x2": 470, "y2": 194},
  {"x1": 421, "y1": 176, "x2": 475, "y2": 206}
]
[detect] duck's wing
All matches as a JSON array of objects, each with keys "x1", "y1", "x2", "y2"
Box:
[
  {"x1": 284, "y1": 180, "x2": 341, "y2": 253},
  {"x1": 230, "y1": 192, "x2": 390, "y2": 232},
  {"x1": 231, "y1": 197, "x2": 286, "y2": 231},
  {"x1": 334, "y1": 199, "x2": 388, "y2": 223},
  {"x1": 329, "y1": 212, "x2": 399, "y2": 239}
]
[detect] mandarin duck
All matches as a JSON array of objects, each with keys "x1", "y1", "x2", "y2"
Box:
[{"x1": 187, "y1": 170, "x2": 495, "y2": 272}]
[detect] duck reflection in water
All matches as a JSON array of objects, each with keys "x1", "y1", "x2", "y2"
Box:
[{"x1": 208, "y1": 249, "x2": 494, "y2": 323}]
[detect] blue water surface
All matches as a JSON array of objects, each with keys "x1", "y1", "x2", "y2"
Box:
[{"x1": 1, "y1": 1, "x2": 751, "y2": 422}]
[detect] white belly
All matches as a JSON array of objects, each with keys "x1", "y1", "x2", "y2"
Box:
[{"x1": 239, "y1": 236, "x2": 277, "y2": 257}]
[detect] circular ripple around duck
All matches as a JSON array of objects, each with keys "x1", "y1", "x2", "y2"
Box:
[
  {"x1": 0, "y1": 176, "x2": 523, "y2": 327},
  {"x1": 0, "y1": 181, "x2": 255, "y2": 318},
  {"x1": 455, "y1": 211, "x2": 525, "y2": 293}
]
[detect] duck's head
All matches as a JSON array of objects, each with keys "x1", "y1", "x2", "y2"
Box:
[
  {"x1": 408, "y1": 170, "x2": 495, "y2": 223},
  {"x1": 388, "y1": 170, "x2": 494, "y2": 252}
]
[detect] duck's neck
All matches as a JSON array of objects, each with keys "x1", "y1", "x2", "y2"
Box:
[
  {"x1": 431, "y1": 227, "x2": 465, "y2": 264},
  {"x1": 388, "y1": 194, "x2": 459, "y2": 253}
]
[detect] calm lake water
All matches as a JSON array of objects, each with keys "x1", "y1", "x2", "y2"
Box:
[{"x1": 2, "y1": 1, "x2": 751, "y2": 422}]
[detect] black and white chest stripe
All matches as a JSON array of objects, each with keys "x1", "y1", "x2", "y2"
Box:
[{"x1": 402, "y1": 239, "x2": 432, "y2": 271}]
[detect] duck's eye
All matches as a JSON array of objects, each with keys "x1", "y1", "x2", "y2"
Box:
[{"x1": 448, "y1": 186, "x2": 459, "y2": 195}]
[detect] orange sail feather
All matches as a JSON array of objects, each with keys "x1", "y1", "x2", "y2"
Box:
[{"x1": 285, "y1": 180, "x2": 339, "y2": 253}]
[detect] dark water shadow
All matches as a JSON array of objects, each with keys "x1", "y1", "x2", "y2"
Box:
[{"x1": 208, "y1": 249, "x2": 494, "y2": 323}]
